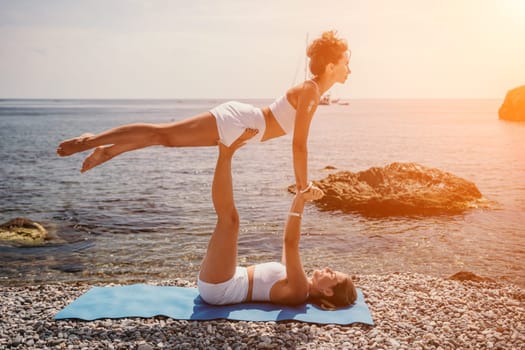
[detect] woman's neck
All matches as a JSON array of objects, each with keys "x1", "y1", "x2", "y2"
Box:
[
  {"x1": 311, "y1": 75, "x2": 334, "y2": 96},
  {"x1": 307, "y1": 277, "x2": 316, "y2": 298}
]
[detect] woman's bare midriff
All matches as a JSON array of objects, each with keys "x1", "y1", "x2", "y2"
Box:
[
  {"x1": 260, "y1": 107, "x2": 287, "y2": 142},
  {"x1": 246, "y1": 265, "x2": 255, "y2": 302}
]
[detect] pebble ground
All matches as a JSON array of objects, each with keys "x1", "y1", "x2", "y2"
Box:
[{"x1": 1, "y1": 273, "x2": 523, "y2": 349}]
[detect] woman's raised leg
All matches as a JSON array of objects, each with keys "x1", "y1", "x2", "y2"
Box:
[
  {"x1": 80, "y1": 143, "x2": 142, "y2": 173},
  {"x1": 199, "y1": 129, "x2": 258, "y2": 284},
  {"x1": 57, "y1": 112, "x2": 220, "y2": 157}
]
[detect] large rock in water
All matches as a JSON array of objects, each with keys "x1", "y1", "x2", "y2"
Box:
[
  {"x1": 290, "y1": 163, "x2": 483, "y2": 216},
  {"x1": 499, "y1": 85, "x2": 525, "y2": 121},
  {"x1": 0, "y1": 217, "x2": 49, "y2": 245}
]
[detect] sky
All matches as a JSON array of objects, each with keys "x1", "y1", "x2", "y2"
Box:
[{"x1": 0, "y1": 0, "x2": 524, "y2": 99}]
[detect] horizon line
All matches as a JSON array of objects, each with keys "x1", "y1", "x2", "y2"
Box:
[{"x1": 0, "y1": 97, "x2": 504, "y2": 101}]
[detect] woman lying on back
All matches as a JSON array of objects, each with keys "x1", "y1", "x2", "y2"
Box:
[{"x1": 198, "y1": 129, "x2": 357, "y2": 309}]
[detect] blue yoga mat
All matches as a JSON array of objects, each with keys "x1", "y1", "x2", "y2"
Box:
[{"x1": 55, "y1": 284, "x2": 374, "y2": 325}]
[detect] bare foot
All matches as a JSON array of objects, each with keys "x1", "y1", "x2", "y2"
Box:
[
  {"x1": 57, "y1": 133, "x2": 94, "y2": 157},
  {"x1": 228, "y1": 128, "x2": 259, "y2": 151},
  {"x1": 81, "y1": 146, "x2": 111, "y2": 173},
  {"x1": 218, "y1": 129, "x2": 257, "y2": 157}
]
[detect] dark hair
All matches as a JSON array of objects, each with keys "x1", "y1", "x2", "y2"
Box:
[
  {"x1": 309, "y1": 276, "x2": 357, "y2": 310},
  {"x1": 307, "y1": 31, "x2": 349, "y2": 77}
]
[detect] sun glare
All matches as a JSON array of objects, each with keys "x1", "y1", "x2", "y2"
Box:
[{"x1": 505, "y1": 0, "x2": 525, "y2": 18}]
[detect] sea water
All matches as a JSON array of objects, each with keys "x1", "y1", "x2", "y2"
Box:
[{"x1": 0, "y1": 99, "x2": 524, "y2": 286}]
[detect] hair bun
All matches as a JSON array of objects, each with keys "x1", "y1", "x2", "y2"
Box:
[{"x1": 307, "y1": 31, "x2": 348, "y2": 76}]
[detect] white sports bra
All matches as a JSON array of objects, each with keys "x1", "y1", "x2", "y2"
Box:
[
  {"x1": 268, "y1": 80, "x2": 320, "y2": 134},
  {"x1": 251, "y1": 262, "x2": 286, "y2": 301},
  {"x1": 269, "y1": 95, "x2": 296, "y2": 134}
]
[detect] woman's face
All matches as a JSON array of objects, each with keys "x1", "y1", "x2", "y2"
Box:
[
  {"x1": 312, "y1": 267, "x2": 346, "y2": 296},
  {"x1": 332, "y1": 52, "x2": 351, "y2": 84}
]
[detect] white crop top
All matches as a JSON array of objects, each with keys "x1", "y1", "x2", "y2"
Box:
[
  {"x1": 268, "y1": 95, "x2": 296, "y2": 134},
  {"x1": 252, "y1": 262, "x2": 287, "y2": 301}
]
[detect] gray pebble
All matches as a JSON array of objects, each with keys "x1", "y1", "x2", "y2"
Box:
[{"x1": 139, "y1": 343, "x2": 154, "y2": 350}]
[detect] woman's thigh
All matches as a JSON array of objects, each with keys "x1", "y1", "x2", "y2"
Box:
[
  {"x1": 160, "y1": 112, "x2": 219, "y2": 147},
  {"x1": 199, "y1": 219, "x2": 239, "y2": 284}
]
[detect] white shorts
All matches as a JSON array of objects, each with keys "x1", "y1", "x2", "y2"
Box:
[
  {"x1": 210, "y1": 101, "x2": 265, "y2": 147},
  {"x1": 197, "y1": 266, "x2": 249, "y2": 305}
]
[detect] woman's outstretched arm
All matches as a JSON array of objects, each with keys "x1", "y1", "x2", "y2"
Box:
[
  {"x1": 272, "y1": 193, "x2": 310, "y2": 304},
  {"x1": 292, "y1": 83, "x2": 318, "y2": 192},
  {"x1": 274, "y1": 186, "x2": 324, "y2": 304}
]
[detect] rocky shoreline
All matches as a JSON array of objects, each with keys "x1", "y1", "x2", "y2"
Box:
[{"x1": 1, "y1": 273, "x2": 523, "y2": 350}]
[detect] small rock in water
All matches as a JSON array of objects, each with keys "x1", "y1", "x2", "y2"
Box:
[
  {"x1": 0, "y1": 217, "x2": 50, "y2": 245},
  {"x1": 448, "y1": 271, "x2": 495, "y2": 283},
  {"x1": 53, "y1": 264, "x2": 84, "y2": 273}
]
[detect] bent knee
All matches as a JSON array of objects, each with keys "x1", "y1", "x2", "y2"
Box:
[
  {"x1": 217, "y1": 211, "x2": 240, "y2": 230},
  {"x1": 156, "y1": 127, "x2": 177, "y2": 147}
]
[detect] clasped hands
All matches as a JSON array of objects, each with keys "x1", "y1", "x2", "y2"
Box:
[{"x1": 298, "y1": 181, "x2": 324, "y2": 201}]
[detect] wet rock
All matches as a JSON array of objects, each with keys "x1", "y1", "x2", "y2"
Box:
[
  {"x1": 290, "y1": 162, "x2": 484, "y2": 216},
  {"x1": 499, "y1": 84, "x2": 525, "y2": 121},
  {"x1": 0, "y1": 217, "x2": 49, "y2": 245},
  {"x1": 448, "y1": 271, "x2": 496, "y2": 283},
  {"x1": 52, "y1": 263, "x2": 85, "y2": 273}
]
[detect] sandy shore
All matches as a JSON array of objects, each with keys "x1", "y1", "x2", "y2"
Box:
[{"x1": 0, "y1": 273, "x2": 523, "y2": 350}]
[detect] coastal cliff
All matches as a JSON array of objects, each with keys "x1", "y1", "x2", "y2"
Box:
[{"x1": 499, "y1": 85, "x2": 525, "y2": 121}]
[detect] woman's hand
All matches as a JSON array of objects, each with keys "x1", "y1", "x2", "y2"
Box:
[
  {"x1": 298, "y1": 182, "x2": 324, "y2": 201},
  {"x1": 302, "y1": 185, "x2": 324, "y2": 201}
]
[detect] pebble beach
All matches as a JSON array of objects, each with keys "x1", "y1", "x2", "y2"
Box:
[{"x1": 1, "y1": 273, "x2": 523, "y2": 350}]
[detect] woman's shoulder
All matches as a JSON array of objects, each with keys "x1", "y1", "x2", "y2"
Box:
[
  {"x1": 287, "y1": 80, "x2": 320, "y2": 103},
  {"x1": 291, "y1": 80, "x2": 319, "y2": 93},
  {"x1": 271, "y1": 279, "x2": 309, "y2": 305}
]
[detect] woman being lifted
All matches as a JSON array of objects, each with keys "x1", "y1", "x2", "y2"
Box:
[{"x1": 57, "y1": 31, "x2": 351, "y2": 198}]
